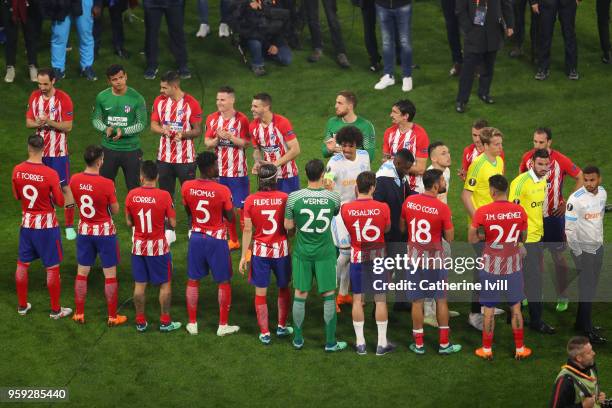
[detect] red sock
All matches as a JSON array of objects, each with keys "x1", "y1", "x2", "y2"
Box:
[
  {"x1": 218, "y1": 283, "x2": 231, "y2": 325},
  {"x1": 255, "y1": 295, "x2": 269, "y2": 334},
  {"x1": 413, "y1": 329, "x2": 424, "y2": 347},
  {"x1": 227, "y1": 216, "x2": 238, "y2": 242},
  {"x1": 74, "y1": 275, "x2": 88, "y2": 315},
  {"x1": 160, "y1": 313, "x2": 171, "y2": 325},
  {"x1": 15, "y1": 262, "x2": 29, "y2": 308},
  {"x1": 277, "y1": 287, "x2": 290, "y2": 327},
  {"x1": 439, "y1": 326, "x2": 450, "y2": 346},
  {"x1": 513, "y1": 328, "x2": 524, "y2": 349},
  {"x1": 104, "y1": 277, "x2": 118, "y2": 318},
  {"x1": 136, "y1": 313, "x2": 147, "y2": 325},
  {"x1": 482, "y1": 331, "x2": 494, "y2": 349},
  {"x1": 186, "y1": 279, "x2": 199, "y2": 324},
  {"x1": 46, "y1": 266, "x2": 61, "y2": 312},
  {"x1": 237, "y1": 208, "x2": 244, "y2": 231},
  {"x1": 64, "y1": 205, "x2": 75, "y2": 227}
]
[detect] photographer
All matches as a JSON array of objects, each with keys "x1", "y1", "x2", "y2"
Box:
[
  {"x1": 230, "y1": 0, "x2": 292, "y2": 76},
  {"x1": 550, "y1": 336, "x2": 606, "y2": 408}
]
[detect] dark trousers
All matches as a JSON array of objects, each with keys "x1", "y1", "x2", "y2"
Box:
[
  {"x1": 361, "y1": 0, "x2": 380, "y2": 64},
  {"x1": 513, "y1": 0, "x2": 539, "y2": 52},
  {"x1": 597, "y1": 0, "x2": 611, "y2": 55},
  {"x1": 573, "y1": 247, "x2": 604, "y2": 332},
  {"x1": 1, "y1": 1, "x2": 42, "y2": 66},
  {"x1": 93, "y1": 0, "x2": 126, "y2": 52},
  {"x1": 304, "y1": 0, "x2": 346, "y2": 53},
  {"x1": 524, "y1": 241, "x2": 544, "y2": 326},
  {"x1": 100, "y1": 148, "x2": 142, "y2": 191},
  {"x1": 457, "y1": 50, "x2": 497, "y2": 103},
  {"x1": 537, "y1": 0, "x2": 577, "y2": 72},
  {"x1": 144, "y1": 5, "x2": 188, "y2": 69},
  {"x1": 441, "y1": 0, "x2": 463, "y2": 64},
  {"x1": 157, "y1": 161, "x2": 196, "y2": 202}
]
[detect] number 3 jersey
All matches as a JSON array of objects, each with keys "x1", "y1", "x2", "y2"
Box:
[
  {"x1": 181, "y1": 178, "x2": 233, "y2": 238},
  {"x1": 69, "y1": 173, "x2": 118, "y2": 236},
  {"x1": 12, "y1": 161, "x2": 65, "y2": 228},
  {"x1": 243, "y1": 190, "x2": 289, "y2": 258},
  {"x1": 340, "y1": 198, "x2": 390, "y2": 263},
  {"x1": 125, "y1": 187, "x2": 176, "y2": 256}
]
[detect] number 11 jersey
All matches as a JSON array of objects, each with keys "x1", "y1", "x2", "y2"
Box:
[{"x1": 125, "y1": 186, "x2": 175, "y2": 255}]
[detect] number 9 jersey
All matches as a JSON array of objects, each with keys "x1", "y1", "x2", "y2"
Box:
[{"x1": 69, "y1": 173, "x2": 117, "y2": 236}]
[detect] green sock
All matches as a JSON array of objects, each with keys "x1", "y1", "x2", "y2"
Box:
[
  {"x1": 323, "y1": 295, "x2": 337, "y2": 346},
  {"x1": 292, "y1": 298, "x2": 306, "y2": 341}
]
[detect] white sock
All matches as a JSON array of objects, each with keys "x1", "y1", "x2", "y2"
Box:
[
  {"x1": 376, "y1": 320, "x2": 388, "y2": 347},
  {"x1": 353, "y1": 320, "x2": 365, "y2": 345},
  {"x1": 337, "y1": 251, "x2": 350, "y2": 296},
  {"x1": 424, "y1": 298, "x2": 436, "y2": 317}
]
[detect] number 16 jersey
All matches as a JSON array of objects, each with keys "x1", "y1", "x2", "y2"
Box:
[{"x1": 69, "y1": 173, "x2": 117, "y2": 236}]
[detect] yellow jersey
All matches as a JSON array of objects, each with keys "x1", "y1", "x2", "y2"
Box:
[
  {"x1": 509, "y1": 169, "x2": 546, "y2": 243},
  {"x1": 464, "y1": 153, "x2": 505, "y2": 214}
]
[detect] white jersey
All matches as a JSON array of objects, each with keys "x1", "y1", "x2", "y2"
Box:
[
  {"x1": 325, "y1": 150, "x2": 370, "y2": 204},
  {"x1": 565, "y1": 186, "x2": 606, "y2": 254},
  {"x1": 415, "y1": 165, "x2": 451, "y2": 203}
]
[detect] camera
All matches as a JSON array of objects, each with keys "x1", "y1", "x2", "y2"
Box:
[{"x1": 601, "y1": 398, "x2": 612, "y2": 408}]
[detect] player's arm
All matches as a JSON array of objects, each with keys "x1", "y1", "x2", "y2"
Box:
[
  {"x1": 461, "y1": 189, "x2": 476, "y2": 218},
  {"x1": 91, "y1": 96, "x2": 108, "y2": 133},
  {"x1": 150, "y1": 119, "x2": 166, "y2": 135},
  {"x1": 274, "y1": 138, "x2": 300, "y2": 168},
  {"x1": 239, "y1": 217, "x2": 253, "y2": 275},
  {"x1": 125, "y1": 209, "x2": 134, "y2": 228},
  {"x1": 178, "y1": 121, "x2": 203, "y2": 140},
  {"x1": 123, "y1": 96, "x2": 147, "y2": 135},
  {"x1": 109, "y1": 202, "x2": 120, "y2": 215},
  {"x1": 564, "y1": 197, "x2": 581, "y2": 256},
  {"x1": 222, "y1": 127, "x2": 247, "y2": 147},
  {"x1": 26, "y1": 117, "x2": 41, "y2": 129},
  {"x1": 443, "y1": 227, "x2": 454, "y2": 243},
  {"x1": 284, "y1": 218, "x2": 295, "y2": 237},
  {"x1": 45, "y1": 117, "x2": 73, "y2": 133},
  {"x1": 572, "y1": 171, "x2": 584, "y2": 192},
  {"x1": 252, "y1": 146, "x2": 267, "y2": 174},
  {"x1": 408, "y1": 157, "x2": 427, "y2": 176},
  {"x1": 467, "y1": 226, "x2": 480, "y2": 244},
  {"x1": 50, "y1": 174, "x2": 65, "y2": 207}
]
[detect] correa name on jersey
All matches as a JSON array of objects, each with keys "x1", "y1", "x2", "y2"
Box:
[{"x1": 132, "y1": 196, "x2": 156, "y2": 203}]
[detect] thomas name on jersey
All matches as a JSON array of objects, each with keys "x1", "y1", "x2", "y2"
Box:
[{"x1": 188, "y1": 189, "x2": 217, "y2": 197}]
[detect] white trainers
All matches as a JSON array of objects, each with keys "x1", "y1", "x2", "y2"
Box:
[
  {"x1": 50, "y1": 307, "x2": 73, "y2": 320},
  {"x1": 196, "y1": 23, "x2": 210, "y2": 38},
  {"x1": 468, "y1": 312, "x2": 484, "y2": 331},
  {"x1": 374, "y1": 74, "x2": 395, "y2": 90},
  {"x1": 186, "y1": 322, "x2": 198, "y2": 335},
  {"x1": 165, "y1": 229, "x2": 177, "y2": 245},
  {"x1": 481, "y1": 306, "x2": 505, "y2": 315},
  {"x1": 217, "y1": 324, "x2": 240, "y2": 336},
  {"x1": 423, "y1": 315, "x2": 439, "y2": 328},
  {"x1": 449, "y1": 310, "x2": 460, "y2": 317},
  {"x1": 402, "y1": 76, "x2": 413, "y2": 92},
  {"x1": 29, "y1": 65, "x2": 38, "y2": 82},
  {"x1": 18, "y1": 303, "x2": 32, "y2": 316},
  {"x1": 218, "y1": 23, "x2": 230, "y2": 38},
  {"x1": 4, "y1": 66, "x2": 15, "y2": 83}
]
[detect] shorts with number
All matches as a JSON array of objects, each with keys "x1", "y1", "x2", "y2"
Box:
[
  {"x1": 19, "y1": 227, "x2": 63, "y2": 267},
  {"x1": 77, "y1": 234, "x2": 120, "y2": 268},
  {"x1": 350, "y1": 262, "x2": 390, "y2": 295},
  {"x1": 249, "y1": 255, "x2": 291, "y2": 288},
  {"x1": 543, "y1": 216, "x2": 565, "y2": 251},
  {"x1": 292, "y1": 255, "x2": 336, "y2": 293},
  {"x1": 277, "y1": 175, "x2": 300, "y2": 195},
  {"x1": 132, "y1": 253, "x2": 172, "y2": 284},
  {"x1": 479, "y1": 270, "x2": 524, "y2": 307},
  {"x1": 42, "y1": 156, "x2": 70, "y2": 186},
  {"x1": 407, "y1": 268, "x2": 449, "y2": 301},
  {"x1": 219, "y1": 176, "x2": 250, "y2": 208},
  {"x1": 187, "y1": 232, "x2": 232, "y2": 282}
]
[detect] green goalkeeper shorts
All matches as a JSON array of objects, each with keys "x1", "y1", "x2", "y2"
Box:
[{"x1": 292, "y1": 255, "x2": 337, "y2": 294}]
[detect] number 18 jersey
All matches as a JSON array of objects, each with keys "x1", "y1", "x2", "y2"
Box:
[
  {"x1": 69, "y1": 173, "x2": 117, "y2": 236},
  {"x1": 401, "y1": 194, "x2": 453, "y2": 258},
  {"x1": 244, "y1": 190, "x2": 288, "y2": 258}
]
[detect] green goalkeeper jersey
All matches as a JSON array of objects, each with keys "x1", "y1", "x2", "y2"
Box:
[
  {"x1": 285, "y1": 188, "x2": 341, "y2": 261},
  {"x1": 92, "y1": 87, "x2": 147, "y2": 151},
  {"x1": 321, "y1": 116, "x2": 376, "y2": 161}
]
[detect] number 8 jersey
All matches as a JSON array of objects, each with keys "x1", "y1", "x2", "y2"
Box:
[
  {"x1": 243, "y1": 190, "x2": 289, "y2": 258},
  {"x1": 69, "y1": 173, "x2": 117, "y2": 235}
]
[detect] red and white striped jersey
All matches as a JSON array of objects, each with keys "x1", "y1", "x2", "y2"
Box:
[
  {"x1": 243, "y1": 190, "x2": 289, "y2": 258},
  {"x1": 382, "y1": 123, "x2": 429, "y2": 191},
  {"x1": 69, "y1": 173, "x2": 118, "y2": 236},
  {"x1": 181, "y1": 178, "x2": 233, "y2": 239},
  {"x1": 519, "y1": 149, "x2": 581, "y2": 217},
  {"x1": 26, "y1": 89, "x2": 73, "y2": 157},
  {"x1": 472, "y1": 200, "x2": 528, "y2": 275},
  {"x1": 12, "y1": 161, "x2": 64, "y2": 229},
  {"x1": 250, "y1": 114, "x2": 298, "y2": 179},
  {"x1": 152, "y1": 93, "x2": 203, "y2": 164},
  {"x1": 205, "y1": 111, "x2": 250, "y2": 177},
  {"x1": 340, "y1": 199, "x2": 390, "y2": 263},
  {"x1": 461, "y1": 143, "x2": 506, "y2": 173},
  {"x1": 125, "y1": 186, "x2": 176, "y2": 256}
]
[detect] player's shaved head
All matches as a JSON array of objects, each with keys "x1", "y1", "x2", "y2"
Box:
[
  {"x1": 305, "y1": 159, "x2": 325, "y2": 181},
  {"x1": 488, "y1": 175, "x2": 508, "y2": 193},
  {"x1": 218, "y1": 86, "x2": 235, "y2": 95},
  {"x1": 356, "y1": 171, "x2": 376, "y2": 194},
  {"x1": 258, "y1": 163, "x2": 278, "y2": 191},
  {"x1": 196, "y1": 151, "x2": 218, "y2": 178},
  {"x1": 335, "y1": 126, "x2": 363, "y2": 147},
  {"x1": 27, "y1": 134, "x2": 44, "y2": 151},
  {"x1": 84, "y1": 145, "x2": 104, "y2": 167},
  {"x1": 141, "y1": 160, "x2": 159, "y2": 181}
]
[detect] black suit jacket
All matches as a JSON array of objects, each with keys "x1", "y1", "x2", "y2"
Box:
[{"x1": 455, "y1": 0, "x2": 514, "y2": 53}]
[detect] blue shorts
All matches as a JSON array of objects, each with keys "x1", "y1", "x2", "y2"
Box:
[
  {"x1": 77, "y1": 234, "x2": 120, "y2": 268},
  {"x1": 132, "y1": 253, "x2": 172, "y2": 285},
  {"x1": 407, "y1": 268, "x2": 449, "y2": 301},
  {"x1": 543, "y1": 216, "x2": 565, "y2": 250},
  {"x1": 479, "y1": 270, "x2": 525, "y2": 307},
  {"x1": 42, "y1": 156, "x2": 71, "y2": 187},
  {"x1": 277, "y1": 175, "x2": 300, "y2": 195},
  {"x1": 219, "y1": 176, "x2": 250, "y2": 208},
  {"x1": 350, "y1": 262, "x2": 389, "y2": 295},
  {"x1": 187, "y1": 232, "x2": 232, "y2": 282},
  {"x1": 249, "y1": 255, "x2": 291, "y2": 288},
  {"x1": 19, "y1": 227, "x2": 63, "y2": 267}
]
